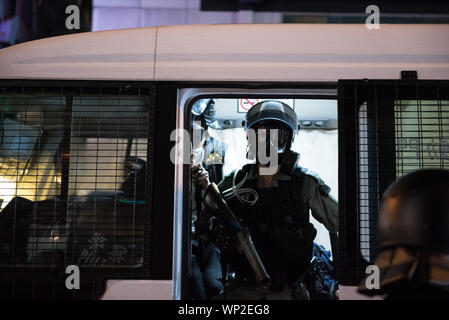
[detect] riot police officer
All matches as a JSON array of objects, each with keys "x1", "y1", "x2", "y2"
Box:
[
  {"x1": 192, "y1": 100, "x2": 338, "y2": 299},
  {"x1": 191, "y1": 98, "x2": 228, "y2": 183},
  {"x1": 190, "y1": 99, "x2": 228, "y2": 299},
  {"x1": 358, "y1": 169, "x2": 449, "y2": 299}
]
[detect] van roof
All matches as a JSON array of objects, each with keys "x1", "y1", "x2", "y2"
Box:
[{"x1": 0, "y1": 24, "x2": 448, "y2": 81}]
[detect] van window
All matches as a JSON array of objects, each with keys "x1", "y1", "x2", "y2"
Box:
[
  {"x1": 0, "y1": 90, "x2": 149, "y2": 273},
  {"x1": 359, "y1": 98, "x2": 449, "y2": 262},
  {"x1": 186, "y1": 96, "x2": 338, "y2": 300},
  {"x1": 395, "y1": 99, "x2": 449, "y2": 176},
  {"x1": 339, "y1": 80, "x2": 449, "y2": 285}
]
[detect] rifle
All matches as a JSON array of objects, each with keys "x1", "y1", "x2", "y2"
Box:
[{"x1": 203, "y1": 183, "x2": 270, "y2": 286}]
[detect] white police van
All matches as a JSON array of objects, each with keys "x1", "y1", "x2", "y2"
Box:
[{"x1": 0, "y1": 23, "x2": 448, "y2": 300}]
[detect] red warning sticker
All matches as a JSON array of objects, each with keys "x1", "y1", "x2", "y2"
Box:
[
  {"x1": 238, "y1": 99, "x2": 294, "y2": 113},
  {"x1": 238, "y1": 98, "x2": 259, "y2": 112}
]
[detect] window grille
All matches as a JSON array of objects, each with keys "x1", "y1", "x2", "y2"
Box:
[
  {"x1": 0, "y1": 83, "x2": 154, "y2": 299},
  {"x1": 338, "y1": 80, "x2": 449, "y2": 285},
  {"x1": 395, "y1": 99, "x2": 449, "y2": 176}
]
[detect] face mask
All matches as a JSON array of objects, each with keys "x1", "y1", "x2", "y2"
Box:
[
  {"x1": 279, "y1": 150, "x2": 301, "y2": 176},
  {"x1": 253, "y1": 124, "x2": 291, "y2": 156},
  {"x1": 246, "y1": 122, "x2": 293, "y2": 172},
  {"x1": 204, "y1": 102, "x2": 222, "y2": 129}
]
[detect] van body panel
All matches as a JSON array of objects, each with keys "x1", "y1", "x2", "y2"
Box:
[
  {"x1": 338, "y1": 285, "x2": 383, "y2": 300},
  {"x1": 101, "y1": 280, "x2": 173, "y2": 300},
  {"x1": 0, "y1": 24, "x2": 448, "y2": 81},
  {"x1": 0, "y1": 28, "x2": 156, "y2": 80},
  {"x1": 155, "y1": 24, "x2": 449, "y2": 81}
]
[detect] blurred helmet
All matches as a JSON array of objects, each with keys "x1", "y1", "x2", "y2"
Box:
[
  {"x1": 121, "y1": 157, "x2": 146, "y2": 200},
  {"x1": 377, "y1": 169, "x2": 449, "y2": 252},
  {"x1": 358, "y1": 169, "x2": 449, "y2": 295},
  {"x1": 192, "y1": 99, "x2": 220, "y2": 129}
]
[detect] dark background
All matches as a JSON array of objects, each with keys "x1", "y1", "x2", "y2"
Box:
[
  {"x1": 0, "y1": 0, "x2": 91, "y2": 48},
  {"x1": 201, "y1": 0, "x2": 449, "y2": 13}
]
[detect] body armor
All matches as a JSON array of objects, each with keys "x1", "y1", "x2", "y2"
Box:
[
  {"x1": 222, "y1": 164, "x2": 316, "y2": 291},
  {"x1": 202, "y1": 136, "x2": 227, "y2": 184}
]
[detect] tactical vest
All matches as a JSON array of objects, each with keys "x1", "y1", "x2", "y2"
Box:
[
  {"x1": 202, "y1": 137, "x2": 227, "y2": 184},
  {"x1": 223, "y1": 164, "x2": 316, "y2": 290}
]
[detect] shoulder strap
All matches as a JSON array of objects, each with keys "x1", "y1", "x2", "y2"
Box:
[{"x1": 290, "y1": 165, "x2": 305, "y2": 182}]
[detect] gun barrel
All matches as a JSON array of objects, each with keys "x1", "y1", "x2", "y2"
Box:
[{"x1": 236, "y1": 231, "x2": 270, "y2": 285}]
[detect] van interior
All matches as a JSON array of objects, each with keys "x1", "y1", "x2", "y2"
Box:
[{"x1": 187, "y1": 97, "x2": 338, "y2": 300}]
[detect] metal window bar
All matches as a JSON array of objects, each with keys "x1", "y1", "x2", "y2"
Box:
[
  {"x1": 361, "y1": 91, "x2": 449, "y2": 264},
  {"x1": 0, "y1": 83, "x2": 153, "y2": 299},
  {"x1": 338, "y1": 80, "x2": 449, "y2": 285},
  {"x1": 394, "y1": 99, "x2": 449, "y2": 176}
]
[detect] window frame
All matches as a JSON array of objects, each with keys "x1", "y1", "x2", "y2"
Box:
[
  {"x1": 0, "y1": 80, "x2": 156, "y2": 287},
  {"x1": 174, "y1": 84, "x2": 338, "y2": 299}
]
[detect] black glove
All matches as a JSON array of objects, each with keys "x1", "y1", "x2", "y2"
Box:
[{"x1": 191, "y1": 155, "x2": 210, "y2": 190}]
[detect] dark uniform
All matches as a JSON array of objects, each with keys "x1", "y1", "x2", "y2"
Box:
[
  {"x1": 191, "y1": 99, "x2": 228, "y2": 299},
  {"x1": 195, "y1": 100, "x2": 338, "y2": 299},
  {"x1": 191, "y1": 134, "x2": 228, "y2": 299},
  {"x1": 215, "y1": 163, "x2": 338, "y2": 299}
]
